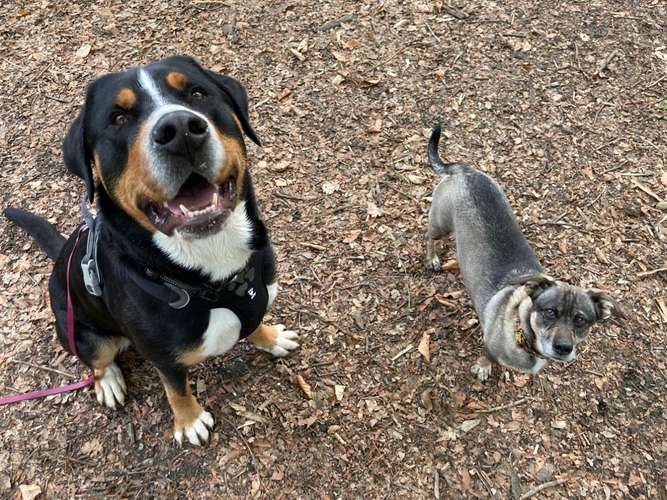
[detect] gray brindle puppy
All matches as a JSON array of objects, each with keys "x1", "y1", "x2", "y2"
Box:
[{"x1": 425, "y1": 126, "x2": 623, "y2": 381}]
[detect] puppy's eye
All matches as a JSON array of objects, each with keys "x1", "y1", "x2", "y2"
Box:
[
  {"x1": 574, "y1": 314, "x2": 587, "y2": 327},
  {"x1": 542, "y1": 308, "x2": 557, "y2": 320},
  {"x1": 190, "y1": 87, "x2": 207, "y2": 100},
  {"x1": 111, "y1": 111, "x2": 129, "y2": 126}
]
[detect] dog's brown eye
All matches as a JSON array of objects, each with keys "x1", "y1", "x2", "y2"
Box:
[
  {"x1": 542, "y1": 308, "x2": 557, "y2": 320},
  {"x1": 574, "y1": 314, "x2": 587, "y2": 327},
  {"x1": 111, "y1": 111, "x2": 129, "y2": 126},
  {"x1": 191, "y1": 87, "x2": 207, "y2": 100}
]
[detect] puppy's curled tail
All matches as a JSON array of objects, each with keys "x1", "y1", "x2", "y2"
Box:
[
  {"x1": 4, "y1": 208, "x2": 65, "y2": 261},
  {"x1": 428, "y1": 125, "x2": 456, "y2": 175}
]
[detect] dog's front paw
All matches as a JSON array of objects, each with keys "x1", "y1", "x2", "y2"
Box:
[
  {"x1": 174, "y1": 410, "x2": 214, "y2": 446},
  {"x1": 471, "y1": 357, "x2": 493, "y2": 382},
  {"x1": 426, "y1": 255, "x2": 442, "y2": 272},
  {"x1": 94, "y1": 362, "x2": 127, "y2": 409},
  {"x1": 268, "y1": 324, "x2": 299, "y2": 357}
]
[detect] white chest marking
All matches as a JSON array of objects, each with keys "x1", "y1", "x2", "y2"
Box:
[
  {"x1": 200, "y1": 308, "x2": 241, "y2": 358},
  {"x1": 153, "y1": 202, "x2": 253, "y2": 281}
]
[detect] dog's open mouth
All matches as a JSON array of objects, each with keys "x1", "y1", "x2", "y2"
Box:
[{"x1": 143, "y1": 173, "x2": 237, "y2": 237}]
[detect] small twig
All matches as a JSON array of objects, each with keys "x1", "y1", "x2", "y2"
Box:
[
  {"x1": 274, "y1": 191, "x2": 317, "y2": 201},
  {"x1": 300, "y1": 242, "x2": 327, "y2": 251},
  {"x1": 7, "y1": 359, "x2": 77, "y2": 379},
  {"x1": 637, "y1": 267, "x2": 667, "y2": 278},
  {"x1": 596, "y1": 49, "x2": 621, "y2": 76},
  {"x1": 519, "y1": 479, "x2": 567, "y2": 499},
  {"x1": 630, "y1": 178, "x2": 663, "y2": 202},
  {"x1": 584, "y1": 369, "x2": 604, "y2": 377},
  {"x1": 645, "y1": 75, "x2": 666, "y2": 90},
  {"x1": 471, "y1": 397, "x2": 531, "y2": 414},
  {"x1": 318, "y1": 13, "x2": 355, "y2": 31},
  {"x1": 219, "y1": 415, "x2": 258, "y2": 470},
  {"x1": 391, "y1": 344, "x2": 413, "y2": 361},
  {"x1": 380, "y1": 180, "x2": 419, "y2": 203},
  {"x1": 369, "y1": 46, "x2": 409, "y2": 72},
  {"x1": 444, "y1": 5, "x2": 468, "y2": 19}
]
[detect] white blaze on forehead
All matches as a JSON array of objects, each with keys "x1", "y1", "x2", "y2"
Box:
[{"x1": 138, "y1": 68, "x2": 167, "y2": 107}]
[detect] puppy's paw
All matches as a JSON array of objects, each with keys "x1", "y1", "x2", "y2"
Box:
[
  {"x1": 426, "y1": 255, "x2": 442, "y2": 272},
  {"x1": 471, "y1": 358, "x2": 492, "y2": 382},
  {"x1": 268, "y1": 324, "x2": 299, "y2": 357},
  {"x1": 94, "y1": 362, "x2": 127, "y2": 409},
  {"x1": 174, "y1": 410, "x2": 214, "y2": 446}
]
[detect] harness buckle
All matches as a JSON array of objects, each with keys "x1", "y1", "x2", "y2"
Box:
[
  {"x1": 81, "y1": 258, "x2": 103, "y2": 296},
  {"x1": 163, "y1": 281, "x2": 190, "y2": 309}
]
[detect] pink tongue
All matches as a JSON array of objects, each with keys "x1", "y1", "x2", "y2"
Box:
[{"x1": 167, "y1": 177, "x2": 216, "y2": 213}]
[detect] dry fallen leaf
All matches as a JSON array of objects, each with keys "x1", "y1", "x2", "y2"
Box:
[
  {"x1": 434, "y1": 68, "x2": 445, "y2": 79},
  {"x1": 661, "y1": 171, "x2": 667, "y2": 188},
  {"x1": 332, "y1": 74, "x2": 345, "y2": 85},
  {"x1": 442, "y1": 259, "x2": 459, "y2": 271},
  {"x1": 460, "y1": 419, "x2": 481, "y2": 433},
  {"x1": 296, "y1": 374, "x2": 312, "y2": 399},
  {"x1": 417, "y1": 332, "x2": 430, "y2": 363},
  {"x1": 343, "y1": 39, "x2": 359, "y2": 50},
  {"x1": 343, "y1": 230, "x2": 361, "y2": 243},
  {"x1": 367, "y1": 119, "x2": 382, "y2": 134},
  {"x1": 19, "y1": 484, "x2": 42, "y2": 500},
  {"x1": 367, "y1": 201, "x2": 382, "y2": 218},
  {"x1": 334, "y1": 385, "x2": 345, "y2": 401},
  {"x1": 75, "y1": 43, "x2": 91, "y2": 58},
  {"x1": 322, "y1": 181, "x2": 340, "y2": 194}
]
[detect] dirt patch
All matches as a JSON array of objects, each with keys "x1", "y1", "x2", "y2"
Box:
[{"x1": 1, "y1": 0, "x2": 666, "y2": 498}]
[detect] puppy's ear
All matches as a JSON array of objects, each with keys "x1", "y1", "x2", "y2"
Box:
[
  {"x1": 63, "y1": 108, "x2": 94, "y2": 203},
  {"x1": 510, "y1": 273, "x2": 555, "y2": 299},
  {"x1": 204, "y1": 71, "x2": 261, "y2": 147},
  {"x1": 588, "y1": 289, "x2": 627, "y2": 321}
]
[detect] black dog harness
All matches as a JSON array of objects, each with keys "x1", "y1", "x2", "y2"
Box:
[
  {"x1": 78, "y1": 205, "x2": 268, "y2": 339},
  {"x1": 140, "y1": 251, "x2": 268, "y2": 338}
]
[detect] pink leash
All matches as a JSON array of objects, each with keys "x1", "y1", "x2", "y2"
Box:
[{"x1": 0, "y1": 226, "x2": 94, "y2": 406}]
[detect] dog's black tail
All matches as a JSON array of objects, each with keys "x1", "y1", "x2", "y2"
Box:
[
  {"x1": 428, "y1": 125, "x2": 456, "y2": 176},
  {"x1": 4, "y1": 208, "x2": 65, "y2": 261}
]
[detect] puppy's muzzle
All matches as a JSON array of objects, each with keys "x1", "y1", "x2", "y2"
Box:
[
  {"x1": 152, "y1": 111, "x2": 209, "y2": 159},
  {"x1": 553, "y1": 340, "x2": 573, "y2": 356}
]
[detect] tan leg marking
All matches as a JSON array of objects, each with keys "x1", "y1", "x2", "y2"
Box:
[
  {"x1": 425, "y1": 233, "x2": 441, "y2": 271},
  {"x1": 162, "y1": 378, "x2": 213, "y2": 446},
  {"x1": 91, "y1": 337, "x2": 128, "y2": 409},
  {"x1": 177, "y1": 346, "x2": 206, "y2": 367},
  {"x1": 249, "y1": 324, "x2": 299, "y2": 357}
]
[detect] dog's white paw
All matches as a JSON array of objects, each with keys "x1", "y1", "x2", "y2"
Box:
[
  {"x1": 175, "y1": 410, "x2": 214, "y2": 446},
  {"x1": 95, "y1": 362, "x2": 127, "y2": 409},
  {"x1": 426, "y1": 255, "x2": 442, "y2": 272},
  {"x1": 268, "y1": 324, "x2": 299, "y2": 357},
  {"x1": 471, "y1": 361, "x2": 492, "y2": 382}
]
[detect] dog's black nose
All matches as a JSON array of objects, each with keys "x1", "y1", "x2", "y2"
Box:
[
  {"x1": 152, "y1": 111, "x2": 208, "y2": 156},
  {"x1": 553, "y1": 340, "x2": 573, "y2": 356}
]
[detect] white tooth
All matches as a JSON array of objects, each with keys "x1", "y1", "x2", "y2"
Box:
[
  {"x1": 180, "y1": 204, "x2": 191, "y2": 217},
  {"x1": 212, "y1": 192, "x2": 219, "y2": 207}
]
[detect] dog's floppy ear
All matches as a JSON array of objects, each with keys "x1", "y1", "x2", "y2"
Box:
[
  {"x1": 63, "y1": 107, "x2": 94, "y2": 203},
  {"x1": 204, "y1": 70, "x2": 261, "y2": 147},
  {"x1": 588, "y1": 289, "x2": 626, "y2": 321},
  {"x1": 509, "y1": 273, "x2": 556, "y2": 299}
]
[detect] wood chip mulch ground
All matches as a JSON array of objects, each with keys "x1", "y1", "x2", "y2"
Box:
[{"x1": 1, "y1": 1, "x2": 666, "y2": 498}]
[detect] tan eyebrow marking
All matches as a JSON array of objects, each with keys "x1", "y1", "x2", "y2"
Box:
[
  {"x1": 115, "y1": 88, "x2": 136, "y2": 110},
  {"x1": 166, "y1": 71, "x2": 187, "y2": 91}
]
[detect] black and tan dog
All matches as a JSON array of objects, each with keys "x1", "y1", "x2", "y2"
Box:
[
  {"x1": 4, "y1": 56, "x2": 298, "y2": 445},
  {"x1": 425, "y1": 126, "x2": 624, "y2": 381}
]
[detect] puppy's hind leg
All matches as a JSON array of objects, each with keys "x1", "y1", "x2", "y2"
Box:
[
  {"x1": 425, "y1": 231, "x2": 442, "y2": 272},
  {"x1": 471, "y1": 354, "x2": 493, "y2": 382}
]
